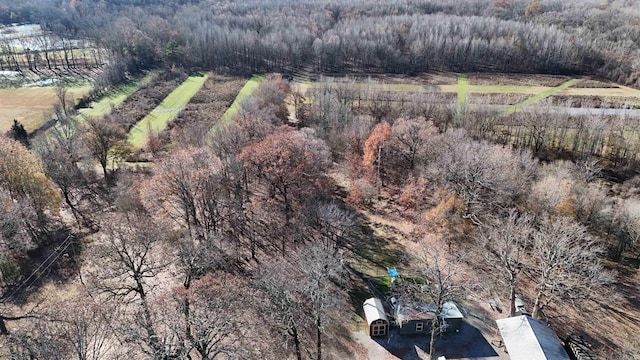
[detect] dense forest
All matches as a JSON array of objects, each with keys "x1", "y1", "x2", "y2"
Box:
[
  {"x1": 0, "y1": 0, "x2": 639, "y2": 359},
  {"x1": 0, "y1": 0, "x2": 639, "y2": 86}
]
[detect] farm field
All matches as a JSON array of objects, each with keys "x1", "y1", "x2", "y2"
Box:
[
  {"x1": 291, "y1": 73, "x2": 640, "y2": 113},
  {"x1": 127, "y1": 73, "x2": 209, "y2": 148},
  {"x1": 504, "y1": 78, "x2": 580, "y2": 115},
  {"x1": 78, "y1": 72, "x2": 155, "y2": 119},
  {"x1": 3, "y1": 71, "x2": 639, "y2": 140},
  {"x1": 205, "y1": 74, "x2": 265, "y2": 137},
  {"x1": 220, "y1": 75, "x2": 264, "y2": 120},
  {"x1": 0, "y1": 85, "x2": 91, "y2": 133},
  {"x1": 168, "y1": 75, "x2": 246, "y2": 145}
]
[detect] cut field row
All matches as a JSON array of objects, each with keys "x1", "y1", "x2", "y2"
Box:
[{"x1": 127, "y1": 74, "x2": 209, "y2": 148}]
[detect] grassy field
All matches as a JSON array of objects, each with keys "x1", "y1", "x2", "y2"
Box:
[
  {"x1": 559, "y1": 85, "x2": 640, "y2": 98},
  {"x1": 207, "y1": 74, "x2": 265, "y2": 136},
  {"x1": 441, "y1": 84, "x2": 553, "y2": 94},
  {"x1": 78, "y1": 73, "x2": 155, "y2": 119},
  {"x1": 128, "y1": 73, "x2": 209, "y2": 148},
  {"x1": 0, "y1": 85, "x2": 91, "y2": 133},
  {"x1": 504, "y1": 78, "x2": 580, "y2": 115},
  {"x1": 220, "y1": 75, "x2": 265, "y2": 121},
  {"x1": 457, "y1": 74, "x2": 468, "y2": 109},
  {"x1": 291, "y1": 75, "x2": 640, "y2": 118}
]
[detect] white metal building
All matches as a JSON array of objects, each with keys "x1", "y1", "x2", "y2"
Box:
[{"x1": 496, "y1": 315, "x2": 570, "y2": 360}]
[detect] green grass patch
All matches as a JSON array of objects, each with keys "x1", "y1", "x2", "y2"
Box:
[
  {"x1": 128, "y1": 74, "x2": 209, "y2": 148},
  {"x1": 370, "y1": 276, "x2": 391, "y2": 295},
  {"x1": 78, "y1": 72, "x2": 155, "y2": 119},
  {"x1": 457, "y1": 74, "x2": 468, "y2": 108},
  {"x1": 505, "y1": 78, "x2": 580, "y2": 115},
  {"x1": 220, "y1": 74, "x2": 265, "y2": 121},
  {"x1": 207, "y1": 74, "x2": 266, "y2": 137}
]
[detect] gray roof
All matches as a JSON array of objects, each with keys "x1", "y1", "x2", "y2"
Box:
[
  {"x1": 396, "y1": 301, "x2": 463, "y2": 325},
  {"x1": 496, "y1": 315, "x2": 570, "y2": 360},
  {"x1": 441, "y1": 301, "x2": 463, "y2": 319}
]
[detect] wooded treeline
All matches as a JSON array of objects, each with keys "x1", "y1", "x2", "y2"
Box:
[
  {"x1": 0, "y1": 38, "x2": 104, "y2": 73},
  {"x1": 0, "y1": 0, "x2": 639, "y2": 86}
]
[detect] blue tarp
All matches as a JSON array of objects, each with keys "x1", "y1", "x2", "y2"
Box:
[{"x1": 387, "y1": 268, "x2": 399, "y2": 277}]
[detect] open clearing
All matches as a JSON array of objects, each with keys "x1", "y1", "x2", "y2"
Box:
[
  {"x1": 78, "y1": 72, "x2": 155, "y2": 119},
  {"x1": 504, "y1": 78, "x2": 580, "y2": 115},
  {"x1": 559, "y1": 85, "x2": 640, "y2": 98},
  {"x1": 168, "y1": 75, "x2": 246, "y2": 145},
  {"x1": 457, "y1": 74, "x2": 468, "y2": 109},
  {"x1": 207, "y1": 74, "x2": 265, "y2": 136},
  {"x1": 292, "y1": 74, "x2": 640, "y2": 117},
  {"x1": 219, "y1": 74, "x2": 264, "y2": 121},
  {"x1": 128, "y1": 73, "x2": 209, "y2": 148},
  {"x1": 0, "y1": 85, "x2": 91, "y2": 133}
]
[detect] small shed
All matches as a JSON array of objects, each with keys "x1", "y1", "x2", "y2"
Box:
[
  {"x1": 363, "y1": 298, "x2": 389, "y2": 337},
  {"x1": 496, "y1": 315, "x2": 570, "y2": 360}
]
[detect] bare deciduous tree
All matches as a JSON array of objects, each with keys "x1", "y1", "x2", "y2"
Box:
[
  {"x1": 530, "y1": 217, "x2": 612, "y2": 318},
  {"x1": 308, "y1": 203, "x2": 356, "y2": 253},
  {"x1": 298, "y1": 244, "x2": 345, "y2": 360},
  {"x1": 141, "y1": 147, "x2": 223, "y2": 240},
  {"x1": 428, "y1": 130, "x2": 537, "y2": 225},
  {"x1": 83, "y1": 116, "x2": 129, "y2": 184},
  {"x1": 49, "y1": 298, "x2": 118, "y2": 360},
  {"x1": 256, "y1": 260, "x2": 308, "y2": 360},
  {"x1": 163, "y1": 273, "x2": 258, "y2": 360},
  {"x1": 479, "y1": 210, "x2": 533, "y2": 316},
  {"x1": 91, "y1": 211, "x2": 171, "y2": 358},
  {"x1": 404, "y1": 246, "x2": 464, "y2": 359}
]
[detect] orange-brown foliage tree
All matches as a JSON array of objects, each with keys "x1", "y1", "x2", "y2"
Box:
[
  {"x1": 239, "y1": 126, "x2": 330, "y2": 221},
  {"x1": 362, "y1": 121, "x2": 391, "y2": 184}
]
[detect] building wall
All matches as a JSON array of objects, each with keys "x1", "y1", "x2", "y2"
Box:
[
  {"x1": 368, "y1": 319, "x2": 389, "y2": 337},
  {"x1": 398, "y1": 319, "x2": 433, "y2": 335},
  {"x1": 441, "y1": 317, "x2": 462, "y2": 333}
]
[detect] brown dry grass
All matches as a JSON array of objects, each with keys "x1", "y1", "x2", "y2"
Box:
[
  {"x1": 467, "y1": 73, "x2": 570, "y2": 87},
  {"x1": 559, "y1": 86, "x2": 640, "y2": 98},
  {"x1": 386, "y1": 72, "x2": 458, "y2": 85},
  {"x1": 0, "y1": 86, "x2": 90, "y2": 133},
  {"x1": 549, "y1": 94, "x2": 640, "y2": 108},
  {"x1": 108, "y1": 74, "x2": 185, "y2": 134},
  {"x1": 570, "y1": 78, "x2": 620, "y2": 88},
  {"x1": 467, "y1": 93, "x2": 530, "y2": 105},
  {"x1": 166, "y1": 75, "x2": 246, "y2": 146}
]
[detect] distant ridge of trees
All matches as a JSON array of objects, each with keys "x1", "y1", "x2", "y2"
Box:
[{"x1": 0, "y1": 0, "x2": 637, "y2": 87}]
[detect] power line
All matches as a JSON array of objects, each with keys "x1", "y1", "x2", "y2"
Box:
[{"x1": 1, "y1": 234, "x2": 75, "y2": 303}]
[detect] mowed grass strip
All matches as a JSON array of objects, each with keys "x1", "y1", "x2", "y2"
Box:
[
  {"x1": 0, "y1": 85, "x2": 91, "y2": 133},
  {"x1": 504, "y1": 78, "x2": 580, "y2": 115},
  {"x1": 440, "y1": 84, "x2": 552, "y2": 94},
  {"x1": 559, "y1": 85, "x2": 640, "y2": 98},
  {"x1": 220, "y1": 74, "x2": 265, "y2": 121},
  {"x1": 457, "y1": 74, "x2": 468, "y2": 109},
  {"x1": 79, "y1": 72, "x2": 155, "y2": 119},
  {"x1": 128, "y1": 74, "x2": 209, "y2": 148},
  {"x1": 208, "y1": 74, "x2": 265, "y2": 136},
  {"x1": 294, "y1": 79, "x2": 553, "y2": 95}
]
